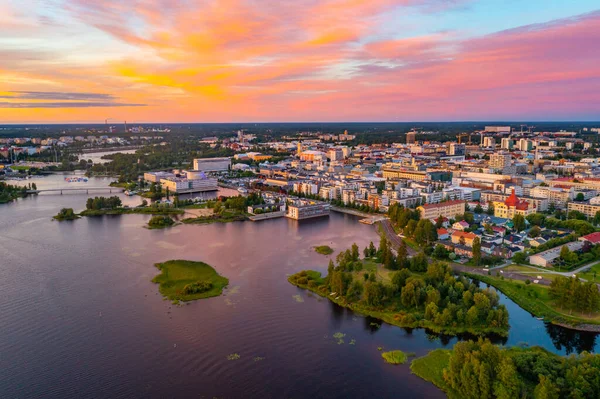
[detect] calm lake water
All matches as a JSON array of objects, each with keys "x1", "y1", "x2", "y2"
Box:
[{"x1": 1, "y1": 175, "x2": 598, "y2": 398}]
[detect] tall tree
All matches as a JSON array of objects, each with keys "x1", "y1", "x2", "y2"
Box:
[{"x1": 472, "y1": 237, "x2": 482, "y2": 266}]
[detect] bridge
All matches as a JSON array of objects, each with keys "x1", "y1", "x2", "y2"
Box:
[{"x1": 27, "y1": 187, "x2": 125, "y2": 195}]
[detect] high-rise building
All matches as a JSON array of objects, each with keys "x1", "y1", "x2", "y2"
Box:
[
  {"x1": 482, "y1": 137, "x2": 495, "y2": 148},
  {"x1": 489, "y1": 153, "x2": 512, "y2": 170},
  {"x1": 448, "y1": 143, "x2": 465, "y2": 156},
  {"x1": 500, "y1": 138, "x2": 513, "y2": 150},
  {"x1": 406, "y1": 131, "x2": 416, "y2": 144},
  {"x1": 518, "y1": 139, "x2": 533, "y2": 151}
]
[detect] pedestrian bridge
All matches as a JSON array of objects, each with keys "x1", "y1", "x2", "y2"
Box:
[{"x1": 27, "y1": 187, "x2": 125, "y2": 195}]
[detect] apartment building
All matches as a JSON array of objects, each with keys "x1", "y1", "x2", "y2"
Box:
[{"x1": 417, "y1": 200, "x2": 466, "y2": 220}]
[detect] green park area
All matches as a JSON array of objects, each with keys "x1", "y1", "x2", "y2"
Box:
[
  {"x1": 152, "y1": 260, "x2": 229, "y2": 302},
  {"x1": 410, "y1": 339, "x2": 600, "y2": 399},
  {"x1": 466, "y1": 272, "x2": 600, "y2": 328}
]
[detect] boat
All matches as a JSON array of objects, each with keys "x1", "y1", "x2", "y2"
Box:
[
  {"x1": 64, "y1": 177, "x2": 88, "y2": 183},
  {"x1": 124, "y1": 190, "x2": 137, "y2": 196}
]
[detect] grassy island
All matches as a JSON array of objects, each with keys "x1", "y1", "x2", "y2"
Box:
[
  {"x1": 152, "y1": 260, "x2": 229, "y2": 302},
  {"x1": 411, "y1": 339, "x2": 600, "y2": 399},
  {"x1": 147, "y1": 215, "x2": 175, "y2": 229},
  {"x1": 382, "y1": 350, "x2": 409, "y2": 365},
  {"x1": 466, "y1": 272, "x2": 600, "y2": 330},
  {"x1": 314, "y1": 245, "x2": 334, "y2": 255},
  {"x1": 53, "y1": 208, "x2": 80, "y2": 221},
  {"x1": 288, "y1": 243, "x2": 509, "y2": 336}
]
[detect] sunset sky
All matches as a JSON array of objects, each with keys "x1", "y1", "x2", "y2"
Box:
[{"x1": 1, "y1": 0, "x2": 599, "y2": 123}]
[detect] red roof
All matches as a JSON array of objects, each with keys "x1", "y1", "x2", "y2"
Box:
[
  {"x1": 505, "y1": 189, "x2": 519, "y2": 207},
  {"x1": 437, "y1": 228, "x2": 449, "y2": 236},
  {"x1": 581, "y1": 232, "x2": 600, "y2": 244}
]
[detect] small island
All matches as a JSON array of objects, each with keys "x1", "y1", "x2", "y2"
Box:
[
  {"x1": 0, "y1": 182, "x2": 29, "y2": 204},
  {"x1": 152, "y1": 260, "x2": 229, "y2": 302},
  {"x1": 314, "y1": 245, "x2": 334, "y2": 255},
  {"x1": 53, "y1": 208, "x2": 79, "y2": 221},
  {"x1": 147, "y1": 215, "x2": 175, "y2": 229},
  {"x1": 410, "y1": 339, "x2": 600, "y2": 399},
  {"x1": 288, "y1": 241, "x2": 509, "y2": 336},
  {"x1": 381, "y1": 350, "x2": 409, "y2": 365}
]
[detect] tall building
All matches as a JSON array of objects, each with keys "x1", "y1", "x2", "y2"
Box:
[
  {"x1": 448, "y1": 143, "x2": 466, "y2": 156},
  {"x1": 482, "y1": 136, "x2": 495, "y2": 148},
  {"x1": 517, "y1": 139, "x2": 533, "y2": 151},
  {"x1": 297, "y1": 142, "x2": 303, "y2": 156},
  {"x1": 500, "y1": 138, "x2": 513, "y2": 150},
  {"x1": 406, "y1": 131, "x2": 416, "y2": 144},
  {"x1": 489, "y1": 153, "x2": 512, "y2": 170}
]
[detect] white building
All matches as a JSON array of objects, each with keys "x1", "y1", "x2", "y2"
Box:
[{"x1": 193, "y1": 157, "x2": 231, "y2": 172}]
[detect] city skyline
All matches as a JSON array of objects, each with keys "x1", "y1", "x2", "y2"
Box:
[{"x1": 1, "y1": 0, "x2": 599, "y2": 123}]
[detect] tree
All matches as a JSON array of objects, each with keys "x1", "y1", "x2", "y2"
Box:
[
  {"x1": 433, "y1": 244, "x2": 448, "y2": 259},
  {"x1": 459, "y1": 236, "x2": 466, "y2": 246},
  {"x1": 397, "y1": 240, "x2": 409, "y2": 269},
  {"x1": 529, "y1": 225, "x2": 541, "y2": 238},
  {"x1": 472, "y1": 237, "x2": 482, "y2": 266},
  {"x1": 512, "y1": 252, "x2": 528, "y2": 264},
  {"x1": 435, "y1": 215, "x2": 445, "y2": 228},
  {"x1": 487, "y1": 204, "x2": 494, "y2": 215},
  {"x1": 534, "y1": 375, "x2": 560, "y2": 399},
  {"x1": 351, "y1": 243, "x2": 359, "y2": 261},
  {"x1": 474, "y1": 203, "x2": 484, "y2": 214},
  {"x1": 576, "y1": 193, "x2": 585, "y2": 201},
  {"x1": 513, "y1": 214, "x2": 526, "y2": 232},
  {"x1": 493, "y1": 357, "x2": 522, "y2": 399}
]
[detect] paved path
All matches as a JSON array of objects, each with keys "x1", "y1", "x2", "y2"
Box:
[{"x1": 378, "y1": 220, "x2": 417, "y2": 256}]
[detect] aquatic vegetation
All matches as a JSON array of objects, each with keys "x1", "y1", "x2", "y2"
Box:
[
  {"x1": 377, "y1": 347, "x2": 383, "y2": 351},
  {"x1": 292, "y1": 294, "x2": 304, "y2": 303},
  {"x1": 314, "y1": 245, "x2": 334, "y2": 255},
  {"x1": 382, "y1": 350, "x2": 408, "y2": 365},
  {"x1": 227, "y1": 353, "x2": 241, "y2": 361},
  {"x1": 253, "y1": 357, "x2": 265, "y2": 362},
  {"x1": 333, "y1": 332, "x2": 346, "y2": 344},
  {"x1": 349, "y1": 339, "x2": 356, "y2": 345}
]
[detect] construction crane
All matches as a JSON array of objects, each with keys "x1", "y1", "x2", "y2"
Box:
[{"x1": 457, "y1": 133, "x2": 471, "y2": 144}]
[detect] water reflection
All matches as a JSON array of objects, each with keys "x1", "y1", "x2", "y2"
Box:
[{"x1": 545, "y1": 323, "x2": 597, "y2": 354}]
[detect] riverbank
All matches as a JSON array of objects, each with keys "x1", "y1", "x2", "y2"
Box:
[
  {"x1": 80, "y1": 207, "x2": 184, "y2": 217},
  {"x1": 288, "y1": 265, "x2": 509, "y2": 337},
  {"x1": 152, "y1": 260, "x2": 229, "y2": 303},
  {"x1": 465, "y1": 272, "x2": 600, "y2": 332},
  {"x1": 181, "y1": 210, "x2": 248, "y2": 225}
]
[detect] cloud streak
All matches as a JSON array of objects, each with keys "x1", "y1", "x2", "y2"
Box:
[{"x1": 0, "y1": 1, "x2": 598, "y2": 121}]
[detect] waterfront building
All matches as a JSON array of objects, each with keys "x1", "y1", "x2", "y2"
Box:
[
  {"x1": 286, "y1": 200, "x2": 330, "y2": 220},
  {"x1": 193, "y1": 157, "x2": 231, "y2": 172},
  {"x1": 529, "y1": 241, "x2": 584, "y2": 267},
  {"x1": 144, "y1": 171, "x2": 176, "y2": 183},
  {"x1": 160, "y1": 175, "x2": 218, "y2": 194}
]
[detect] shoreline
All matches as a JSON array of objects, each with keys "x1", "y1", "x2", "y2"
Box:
[
  {"x1": 288, "y1": 274, "x2": 508, "y2": 337},
  {"x1": 465, "y1": 272, "x2": 600, "y2": 333}
]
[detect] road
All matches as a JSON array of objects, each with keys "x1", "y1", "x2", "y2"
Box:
[{"x1": 378, "y1": 219, "x2": 417, "y2": 256}]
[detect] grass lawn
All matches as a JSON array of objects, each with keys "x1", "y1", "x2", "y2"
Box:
[
  {"x1": 181, "y1": 209, "x2": 247, "y2": 224},
  {"x1": 466, "y1": 273, "x2": 600, "y2": 326},
  {"x1": 402, "y1": 237, "x2": 420, "y2": 251},
  {"x1": 314, "y1": 245, "x2": 334, "y2": 255},
  {"x1": 410, "y1": 349, "x2": 453, "y2": 395},
  {"x1": 577, "y1": 262, "x2": 600, "y2": 282},
  {"x1": 152, "y1": 260, "x2": 229, "y2": 302},
  {"x1": 382, "y1": 350, "x2": 408, "y2": 365}
]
